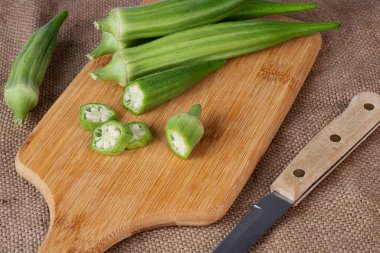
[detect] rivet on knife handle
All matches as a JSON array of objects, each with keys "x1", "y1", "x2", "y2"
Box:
[{"x1": 271, "y1": 92, "x2": 380, "y2": 205}]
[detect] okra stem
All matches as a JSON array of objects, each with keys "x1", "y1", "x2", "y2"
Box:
[
  {"x1": 86, "y1": 32, "x2": 119, "y2": 60},
  {"x1": 87, "y1": 32, "x2": 156, "y2": 60}
]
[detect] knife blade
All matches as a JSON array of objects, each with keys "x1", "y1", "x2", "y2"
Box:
[{"x1": 213, "y1": 92, "x2": 380, "y2": 253}]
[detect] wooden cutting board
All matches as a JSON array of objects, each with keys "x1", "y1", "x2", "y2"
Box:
[{"x1": 16, "y1": 5, "x2": 322, "y2": 253}]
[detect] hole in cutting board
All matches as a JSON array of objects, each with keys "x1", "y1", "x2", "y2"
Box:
[
  {"x1": 364, "y1": 103, "x2": 375, "y2": 111},
  {"x1": 330, "y1": 134, "x2": 341, "y2": 143},
  {"x1": 293, "y1": 169, "x2": 305, "y2": 178}
]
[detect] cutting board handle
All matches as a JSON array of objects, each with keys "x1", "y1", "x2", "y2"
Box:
[{"x1": 271, "y1": 92, "x2": 380, "y2": 204}]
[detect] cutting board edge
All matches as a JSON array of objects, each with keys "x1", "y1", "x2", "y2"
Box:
[{"x1": 15, "y1": 152, "x2": 56, "y2": 237}]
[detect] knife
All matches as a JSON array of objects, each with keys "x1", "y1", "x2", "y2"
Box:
[{"x1": 213, "y1": 92, "x2": 380, "y2": 253}]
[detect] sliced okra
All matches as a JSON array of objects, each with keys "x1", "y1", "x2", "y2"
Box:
[
  {"x1": 125, "y1": 121, "x2": 153, "y2": 149},
  {"x1": 165, "y1": 104, "x2": 204, "y2": 159},
  {"x1": 91, "y1": 120, "x2": 132, "y2": 156},
  {"x1": 79, "y1": 103, "x2": 118, "y2": 131}
]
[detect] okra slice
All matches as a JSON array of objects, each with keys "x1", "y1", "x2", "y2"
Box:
[
  {"x1": 165, "y1": 104, "x2": 204, "y2": 160},
  {"x1": 125, "y1": 121, "x2": 153, "y2": 149},
  {"x1": 91, "y1": 120, "x2": 132, "y2": 156},
  {"x1": 122, "y1": 60, "x2": 225, "y2": 113},
  {"x1": 79, "y1": 103, "x2": 118, "y2": 131}
]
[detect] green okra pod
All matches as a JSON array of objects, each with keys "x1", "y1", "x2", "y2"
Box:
[
  {"x1": 91, "y1": 20, "x2": 340, "y2": 86},
  {"x1": 165, "y1": 104, "x2": 204, "y2": 160},
  {"x1": 79, "y1": 103, "x2": 118, "y2": 131},
  {"x1": 125, "y1": 122, "x2": 153, "y2": 149},
  {"x1": 229, "y1": 0, "x2": 318, "y2": 20},
  {"x1": 4, "y1": 11, "x2": 68, "y2": 125},
  {"x1": 122, "y1": 60, "x2": 226, "y2": 113},
  {"x1": 94, "y1": 0, "x2": 245, "y2": 45},
  {"x1": 88, "y1": 0, "x2": 318, "y2": 59},
  {"x1": 91, "y1": 120, "x2": 133, "y2": 156}
]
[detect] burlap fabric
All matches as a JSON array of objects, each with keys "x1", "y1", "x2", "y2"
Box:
[{"x1": 1, "y1": 0, "x2": 379, "y2": 252}]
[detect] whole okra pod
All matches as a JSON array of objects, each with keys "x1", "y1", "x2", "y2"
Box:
[
  {"x1": 4, "y1": 11, "x2": 68, "y2": 125},
  {"x1": 94, "y1": 0, "x2": 245, "y2": 45},
  {"x1": 91, "y1": 20, "x2": 340, "y2": 86}
]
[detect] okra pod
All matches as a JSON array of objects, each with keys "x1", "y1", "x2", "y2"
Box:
[
  {"x1": 79, "y1": 103, "x2": 118, "y2": 131},
  {"x1": 165, "y1": 104, "x2": 204, "y2": 159},
  {"x1": 125, "y1": 122, "x2": 153, "y2": 149},
  {"x1": 91, "y1": 20, "x2": 340, "y2": 86},
  {"x1": 94, "y1": 0, "x2": 244, "y2": 44},
  {"x1": 229, "y1": 0, "x2": 318, "y2": 20},
  {"x1": 88, "y1": 0, "x2": 318, "y2": 59},
  {"x1": 122, "y1": 60, "x2": 226, "y2": 113},
  {"x1": 91, "y1": 120, "x2": 133, "y2": 156},
  {"x1": 4, "y1": 11, "x2": 68, "y2": 125}
]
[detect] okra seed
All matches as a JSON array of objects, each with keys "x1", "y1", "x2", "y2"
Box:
[
  {"x1": 84, "y1": 105, "x2": 113, "y2": 123},
  {"x1": 170, "y1": 131, "x2": 187, "y2": 156},
  {"x1": 93, "y1": 123, "x2": 122, "y2": 150},
  {"x1": 124, "y1": 85, "x2": 143, "y2": 111}
]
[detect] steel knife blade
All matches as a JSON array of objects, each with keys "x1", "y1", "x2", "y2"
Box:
[{"x1": 213, "y1": 92, "x2": 380, "y2": 253}]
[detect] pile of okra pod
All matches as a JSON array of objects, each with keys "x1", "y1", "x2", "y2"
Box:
[
  {"x1": 4, "y1": 0, "x2": 341, "y2": 159},
  {"x1": 88, "y1": 0, "x2": 340, "y2": 116}
]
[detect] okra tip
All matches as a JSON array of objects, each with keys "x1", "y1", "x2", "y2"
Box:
[
  {"x1": 310, "y1": 2, "x2": 319, "y2": 9},
  {"x1": 296, "y1": 2, "x2": 319, "y2": 11},
  {"x1": 4, "y1": 86, "x2": 39, "y2": 126},
  {"x1": 320, "y1": 21, "x2": 342, "y2": 31},
  {"x1": 13, "y1": 113, "x2": 26, "y2": 126},
  {"x1": 188, "y1": 104, "x2": 202, "y2": 119},
  {"x1": 51, "y1": 10, "x2": 69, "y2": 28}
]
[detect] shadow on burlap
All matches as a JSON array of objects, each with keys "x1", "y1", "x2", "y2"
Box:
[{"x1": 0, "y1": 0, "x2": 379, "y2": 252}]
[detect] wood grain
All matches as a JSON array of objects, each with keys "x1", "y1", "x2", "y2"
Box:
[
  {"x1": 271, "y1": 92, "x2": 380, "y2": 204},
  {"x1": 16, "y1": 8, "x2": 322, "y2": 253}
]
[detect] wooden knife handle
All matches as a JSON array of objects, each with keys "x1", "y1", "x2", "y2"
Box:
[{"x1": 270, "y1": 92, "x2": 380, "y2": 204}]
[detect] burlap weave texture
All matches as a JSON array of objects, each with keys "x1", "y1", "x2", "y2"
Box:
[{"x1": 0, "y1": 0, "x2": 379, "y2": 252}]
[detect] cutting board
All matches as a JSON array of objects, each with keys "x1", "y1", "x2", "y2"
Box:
[{"x1": 16, "y1": 4, "x2": 322, "y2": 252}]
